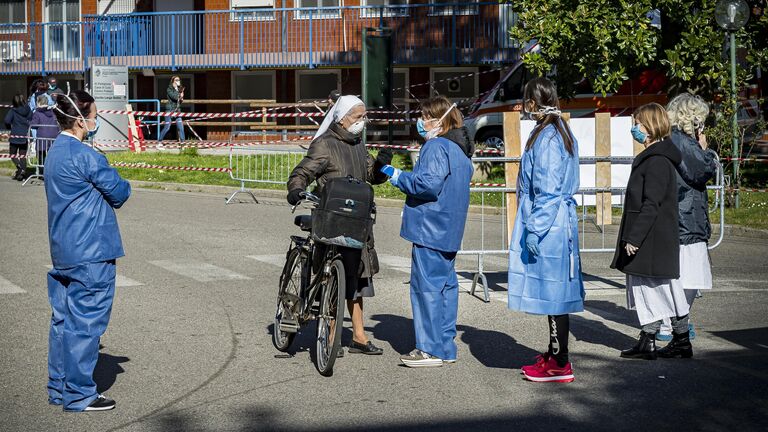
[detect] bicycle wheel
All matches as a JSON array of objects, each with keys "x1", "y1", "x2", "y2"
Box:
[
  {"x1": 273, "y1": 247, "x2": 303, "y2": 352},
  {"x1": 315, "y1": 258, "x2": 345, "y2": 376}
]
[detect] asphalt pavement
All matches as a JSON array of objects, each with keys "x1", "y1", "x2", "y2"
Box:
[{"x1": 0, "y1": 176, "x2": 767, "y2": 432}]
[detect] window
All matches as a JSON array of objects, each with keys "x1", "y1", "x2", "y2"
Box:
[
  {"x1": 296, "y1": 70, "x2": 340, "y2": 127},
  {"x1": 45, "y1": 0, "x2": 81, "y2": 60},
  {"x1": 0, "y1": 0, "x2": 27, "y2": 33},
  {"x1": 295, "y1": 0, "x2": 341, "y2": 20},
  {"x1": 231, "y1": 71, "x2": 276, "y2": 133},
  {"x1": 431, "y1": 67, "x2": 479, "y2": 103},
  {"x1": 230, "y1": 0, "x2": 275, "y2": 21},
  {"x1": 360, "y1": 0, "x2": 408, "y2": 18},
  {"x1": 498, "y1": 65, "x2": 528, "y2": 101},
  {"x1": 429, "y1": 0, "x2": 478, "y2": 16},
  {"x1": 97, "y1": 0, "x2": 135, "y2": 14}
]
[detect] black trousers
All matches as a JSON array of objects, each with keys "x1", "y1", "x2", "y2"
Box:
[{"x1": 10, "y1": 143, "x2": 27, "y2": 173}]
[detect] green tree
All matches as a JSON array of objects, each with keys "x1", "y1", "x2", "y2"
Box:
[{"x1": 508, "y1": 0, "x2": 768, "y2": 99}]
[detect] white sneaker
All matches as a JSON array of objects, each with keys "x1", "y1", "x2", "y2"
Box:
[
  {"x1": 399, "y1": 349, "x2": 443, "y2": 368},
  {"x1": 156, "y1": 142, "x2": 165, "y2": 150}
]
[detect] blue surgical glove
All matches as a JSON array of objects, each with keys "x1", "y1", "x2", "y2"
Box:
[
  {"x1": 525, "y1": 231, "x2": 540, "y2": 257},
  {"x1": 380, "y1": 164, "x2": 402, "y2": 185}
]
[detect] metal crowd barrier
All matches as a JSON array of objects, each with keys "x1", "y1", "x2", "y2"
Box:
[
  {"x1": 22, "y1": 137, "x2": 56, "y2": 186},
  {"x1": 226, "y1": 133, "x2": 307, "y2": 204},
  {"x1": 459, "y1": 156, "x2": 726, "y2": 302}
]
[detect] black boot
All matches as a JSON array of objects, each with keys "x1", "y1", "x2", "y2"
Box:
[
  {"x1": 657, "y1": 331, "x2": 693, "y2": 358},
  {"x1": 620, "y1": 332, "x2": 657, "y2": 360}
]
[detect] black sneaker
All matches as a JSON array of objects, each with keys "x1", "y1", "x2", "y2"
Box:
[{"x1": 83, "y1": 395, "x2": 116, "y2": 411}]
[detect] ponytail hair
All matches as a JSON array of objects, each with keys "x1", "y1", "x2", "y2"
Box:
[{"x1": 523, "y1": 77, "x2": 574, "y2": 155}]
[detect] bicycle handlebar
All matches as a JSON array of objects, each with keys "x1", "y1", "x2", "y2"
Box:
[
  {"x1": 299, "y1": 191, "x2": 320, "y2": 204},
  {"x1": 291, "y1": 190, "x2": 321, "y2": 213}
]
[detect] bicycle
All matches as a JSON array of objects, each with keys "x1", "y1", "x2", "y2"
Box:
[{"x1": 272, "y1": 191, "x2": 347, "y2": 376}]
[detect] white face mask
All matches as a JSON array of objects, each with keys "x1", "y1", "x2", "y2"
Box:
[{"x1": 346, "y1": 119, "x2": 366, "y2": 136}]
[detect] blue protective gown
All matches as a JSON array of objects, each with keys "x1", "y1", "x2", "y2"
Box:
[
  {"x1": 508, "y1": 123, "x2": 585, "y2": 315},
  {"x1": 394, "y1": 136, "x2": 473, "y2": 360},
  {"x1": 44, "y1": 132, "x2": 131, "y2": 411}
]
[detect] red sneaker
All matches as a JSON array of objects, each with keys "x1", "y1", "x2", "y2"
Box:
[
  {"x1": 520, "y1": 353, "x2": 549, "y2": 375},
  {"x1": 523, "y1": 357, "x2": 574, "y2": 383}
]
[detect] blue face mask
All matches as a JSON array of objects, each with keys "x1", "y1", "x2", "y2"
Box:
[
  {"x1": 416, "y1": 118, "x2": 427, "y2": 138},
  {"x1": 85, "y1": 117, "x2": 100, "y2": 140},
  {"x1": 631, "y1": 124, "x2": 647, "y2": 144}
]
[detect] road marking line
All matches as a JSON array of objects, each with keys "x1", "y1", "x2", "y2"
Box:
[
  {"x1": 149, "y1": 259, "x2": 251, "y2": 283},
  {"x1": 378, "y1": 254, "x2": 411, "y2": 273},
  {"x1": 0, "y1": 275, "x2": 26, "y2": 294},
  {"x1": 44, "y1": 265, "x2": 144, "y2": 287},
  {"x1": 246, "y1": 255, "x2": 286, "y2": 267},
  {"x1": 115, "y1": 274, "x2": 144, "y2": 287}
]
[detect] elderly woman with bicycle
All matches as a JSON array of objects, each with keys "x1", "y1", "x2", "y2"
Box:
[{"x1": 286, "y1": 95, "x2": 392, "y2": 356}]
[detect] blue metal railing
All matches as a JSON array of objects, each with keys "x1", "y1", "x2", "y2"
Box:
[{"x1": 0, "y1": 3, "x2": 516, "y2": 75}]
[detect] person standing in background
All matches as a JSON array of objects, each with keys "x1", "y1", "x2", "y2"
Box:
[
  {"x1": 47, "y1": 76, "x2": 65, "y2": 96},
  {"x1": 29, "y1": 79, "x2": 53, "y2": 113},
  {"x1": 157, "y1": 76, "x2": 185, "y2": 147},
  {"x1": 4, "y1": 93, "x2": 32, "y2": 181},
  {"x1": 31, "y1": 94, "x2": 61, "y2": 169}
]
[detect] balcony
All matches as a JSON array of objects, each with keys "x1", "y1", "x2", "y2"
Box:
[{"x1": 0, "y1": 2, "x2": 516, "y2": 75}]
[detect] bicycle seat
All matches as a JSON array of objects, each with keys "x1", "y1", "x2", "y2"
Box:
[{"x1": 294, "y1": 215, "x2": 312, "y2": 232}]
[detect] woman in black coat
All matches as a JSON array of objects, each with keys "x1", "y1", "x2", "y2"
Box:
[
  {"x1": 4, "y1": 94, "x2": 33, "y2": 181},
  {"x1": 610, "y1": 102, "x2": 683, "y2": 360}
]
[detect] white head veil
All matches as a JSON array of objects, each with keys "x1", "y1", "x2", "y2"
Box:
[{"x1": 313, "y1": 95, "x2": 365, "y2": 141}]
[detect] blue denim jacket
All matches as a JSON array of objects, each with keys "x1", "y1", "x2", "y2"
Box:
[
  {"x1": 395, "y1": 136, "x2": 474, "y2": 253},
  {"x1": 45, "y1": 133, "x2": 131, "y2": 268}
]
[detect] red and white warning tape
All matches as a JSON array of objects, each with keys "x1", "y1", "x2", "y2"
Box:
[
  {"x1": 469, "y1": 182, "x2": 507, "y2": 187},
  {"x1": 722, "y1": 157, "x2": 768, "y2": 164},
  {"x1": 109, "y1": 162, "x2": 231, "y2": 172},
  {"x1": 727, "y1": 187, "x2": 768, "y2": 193}
]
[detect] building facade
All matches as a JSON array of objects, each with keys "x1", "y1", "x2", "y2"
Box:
[{"x1": 1, "y1": 0, "x2": 517, "y2": 140}]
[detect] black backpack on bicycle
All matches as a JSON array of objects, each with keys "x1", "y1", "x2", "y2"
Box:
[{"x1": 312, "y1": 176, "x2": 375, "y2": 249}]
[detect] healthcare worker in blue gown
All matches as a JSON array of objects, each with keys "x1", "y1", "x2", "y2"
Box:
[
  {"x1": 45, "y1": 90, "x2": 131, "y2": 412},
  {"x1": 508, "y1": 77, "x2": 584, "y2": 383},
  {"x1": 381, "y1": 95, "x2": 474, "y2": 368}
]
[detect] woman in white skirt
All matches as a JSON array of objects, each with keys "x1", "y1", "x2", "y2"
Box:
[
  {"x1": 611, "y1": 103, "x2": 683, "y2": 360},
  {"x1": 652, "y1": 94, "x2": 719, "y2": 355}
]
